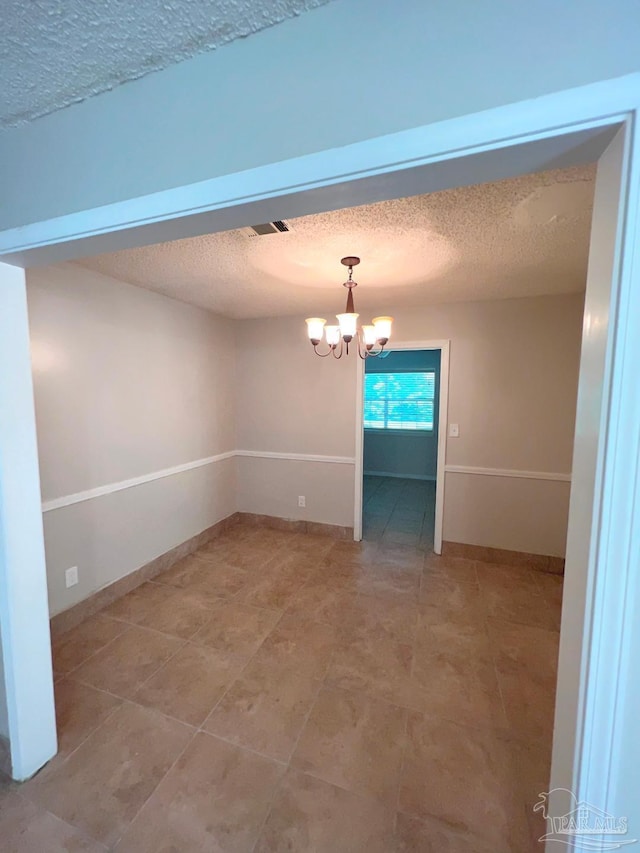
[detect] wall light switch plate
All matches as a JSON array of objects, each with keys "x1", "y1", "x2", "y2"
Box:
[
  {"x1": 448, "y1": 423, "x2": 460, "y2": 437},
  {"x1": 298, "y1": 496, "x2": 306, "y2": 507},
  {"x1": 65, "y1": 566, "x2": 79, "y2": 588}
]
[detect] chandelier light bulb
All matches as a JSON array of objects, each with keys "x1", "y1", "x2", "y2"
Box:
[
  {"x1": 336, "y1": 312, "x2": 359, "y2": 341},
  {"x1": 305, "y1": 317, "x2": 326, "y2": 344},
  {"x1": 362, "y1": 325, "x2": 377, "y2": 348},
  {"x1": 325, "y1": 325, "x2": 340, "y2": 346},
  {"x1": 372, "y1": 316, "x2": 393, "y2": 344}
]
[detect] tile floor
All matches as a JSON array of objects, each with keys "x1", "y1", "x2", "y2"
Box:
[
  {"x1": 0, "y1": 524, "x2": 563, "y2": 851},
  {"x1": 363, "y1": 475, "x2": 436, "y2": 550}
]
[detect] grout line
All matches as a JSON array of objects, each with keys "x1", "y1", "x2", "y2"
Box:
[
  {"x1": 18, "y1": 697, "x2": 124, "y2": 795},
  {"x1": 195, "y1": 728, "x2": 289, "y2": 767},
  {"x1": 197, "y1": 606, "x2": 289, "y2": 730},
  {"x1": 250, "y1": 676, "x2": 327, "y2": 853},
  {"x1": 109, "y1": 723, "x2": 199, "y2": 850},
  {"x1": 128, "y1": 635, "x2": 191, "y2": 696},
  {"x1": 57, "y1": 623, "x2": 133, "y2": 679}
]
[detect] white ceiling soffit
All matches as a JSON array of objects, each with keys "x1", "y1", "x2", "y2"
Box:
[
  {"x1": 74, "y1": 164, "x2": 596, "y2": 319},
  {"x1": 1, "y1": 0, "x2": 332, "y2": 129}
]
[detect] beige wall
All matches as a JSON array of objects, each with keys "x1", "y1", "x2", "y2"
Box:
[
  {"x1": 235, "y1": 293, "x2": 583, "y2": 556},
  {"x1": 27, "y1": 263, "x2": 237, "y2": 616},
  {"x1": 235, "y1": 316, "x2": 358, "y2": 527}
]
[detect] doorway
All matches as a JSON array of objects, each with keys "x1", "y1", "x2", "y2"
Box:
[
  {"x1": 355, "y1": 341, "x2": 449, "y2": 552},
  {"x1": 362, "y1": 347, "x2": 442, "y2": 551}
]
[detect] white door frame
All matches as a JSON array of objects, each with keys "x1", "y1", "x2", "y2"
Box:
[
  {"x1": 353, "y1": 340, "x2": 450, "y2": 554},
  {"x1": 0, "y1": 76, "x2": 638, "y2": 830}
]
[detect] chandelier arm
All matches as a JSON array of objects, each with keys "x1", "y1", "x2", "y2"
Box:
[
  {"x1": 312, "y1": 343, "x2": 335, "y2": 358},
  {"x1": 331, "y1": 339, "x2": 344, "y2": 359}
]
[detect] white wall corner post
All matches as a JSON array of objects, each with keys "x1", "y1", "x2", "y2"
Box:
[
  {"x1": 0, "y1": 262, "x2": 57, "y2": 780},
  {"x1": 550, "y1": 115, "x2": 640, "y2": 843}
]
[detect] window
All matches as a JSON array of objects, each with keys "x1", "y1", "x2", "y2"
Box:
[{"x1": 364, "y1": 371, "x2": 436, "y2": 431}]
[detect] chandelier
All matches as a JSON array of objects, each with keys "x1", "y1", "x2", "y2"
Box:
[{"x1": 305, "y1": 257, "x2": 393, "y2": 359}]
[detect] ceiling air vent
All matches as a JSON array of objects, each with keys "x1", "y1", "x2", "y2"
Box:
[{"x1": 243, "y1": 220, "x2": 291, "y2": 237}]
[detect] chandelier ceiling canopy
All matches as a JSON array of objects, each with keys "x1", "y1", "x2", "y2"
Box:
[{"x1": 305, "y1": 257, "x2": 393, "y2": 359}]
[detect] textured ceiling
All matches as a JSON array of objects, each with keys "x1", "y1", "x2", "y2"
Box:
[
  {"x1": 74, "y1": 164, "x2": 596, "y2": 319},
  {"x1": 1, "y1": 0, "x2": 331, "y2": 129}
]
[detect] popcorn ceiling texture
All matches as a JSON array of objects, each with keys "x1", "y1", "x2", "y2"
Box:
[
  {"x1": 74, "y1": 164, "x2": 597, "y2": 319},
  {"x1": 1, "y1": 0, "x2": 332, "y2": 128}
]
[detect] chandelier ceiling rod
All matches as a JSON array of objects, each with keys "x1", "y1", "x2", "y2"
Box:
[{"x1": 305, "y1": 256, "x2": 393, "y2": 359}]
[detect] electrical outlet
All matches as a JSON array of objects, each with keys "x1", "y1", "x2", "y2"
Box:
[
  {"x1": 65, "y1": 566, "x2": 79, "y2": 588},
  {"x1": 298, "y1": 495, "x2": 306, "y2": 508},
  {"x1": 448, "y1": 423, "x2": 460, "y2": 438}
]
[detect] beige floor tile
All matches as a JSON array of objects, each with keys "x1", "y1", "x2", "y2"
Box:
[
  {"x1": 512, "y1": 736, "x2": 553, "y2": 807},
  {"x1": 415, "y1": 616, "x2": 492, "y2": 663},
  {"x1": 350, "y1": 562, "x2": 422, "y2": 600},
  {"x1": 26, "y1": 702, "x2": 192, "y2": 847},
  {"x1": 254, "y1": 613, "x2": 337, "y2": 678},
  {"x1": 175, "y1": 583, "x2": 230, "y2": 610},
  {"x1": 204, "y1": 657, "x2": 321, "y2": 761},
  {"x1": 52, "y1": 615, "x2": 127, "y2": 675},
  {"x1": 201, "y1": 541, "x2": 275, "y2": 572},
  {"x1": 181, "y1": 559, "x2": 252, "y2": 597},
  {"x1": 423, "y1": 554, "x2": 479, "y2": 584},
  {"x1": 284, "y1": 533, "x2": 334, "y2": 558},
  {"x1": 411, "y1": 622, "x2": 507, "y2": 729},
  {"x1": 419, "y1": 573, "x2": 486, "y2": 625},
  {"x1": 53, "y1": 678, "x2": 122, "y2": 759},
  {"x1": 254, "y1": 768, "x2": 395, "y2": 853},
  {"x1": 137, "y1": 587, "x2": 223, "y2": 638},
  {"x1": 340, "y1": 591, "x2": 419, "y2": 644},
  {"x1": 488, "y1": 619, "x2": 559, "y2": 740},
  {"x1": 496, "y1": 671, "x2": 557, "y2": 742},
  {"x1": 478, "y1": 563, "x2": 558, "y2": 630},
  {"x1": 533, "y1": 572, "x2": 564, "y2": 627},
  {"x1": 72, "y1": 626, "x2": 183, "y2": 700},
  {"x1": 394, "y1": 812, "x2": 496, "y2": 853},
  {"x1": 114, "y1": 732, "x2": 285, "y2": 853},
  {"x1": 310, "y1": 559, "x2": 363, "y2": 589},
  {"x1": 102, "y1": 582, "x2": 175, "y2": 626},
  {"x1": 327, "y1": 632, "x2": 414, "y2": 708},
  {"x1": 191, "y1": 601, "x2": 281, "y2": 661},
  {"x1": 134, "y1": 642, "x2": 242, "y2": 726},
  {"x1": 153, "y1": 553, "x2": 207, "y2": 588},
  {"x1": 488, "y1": 618, "x2": 560, "y2": 679},
  {"x1": 410, "y1": 653, "x2": 507, "y2": 731},
  {"x1": 399, "y1": 712, "x2": 529, "y2": 850},
  {"x1": 285, "y1": 581, "x2": 359, "y2": 625},
  {"x1": 238, "y1": 570, "x2": 307, "y2": 610},
  {"x1": 325, "y1": 539, "x2": 381, "y2": 567},
  {"x1": 291, "y1": 686, "x2": 407, "y2": 804},
  {"x1": 266, "y1": 551, "x2": 318, "y2": 579},
  {"x1": 0, "y1": 790, "x2": 107, "y2": 852},
  {"x1": 372, "y1": 544, "x2": 425, "y2": 571}
]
